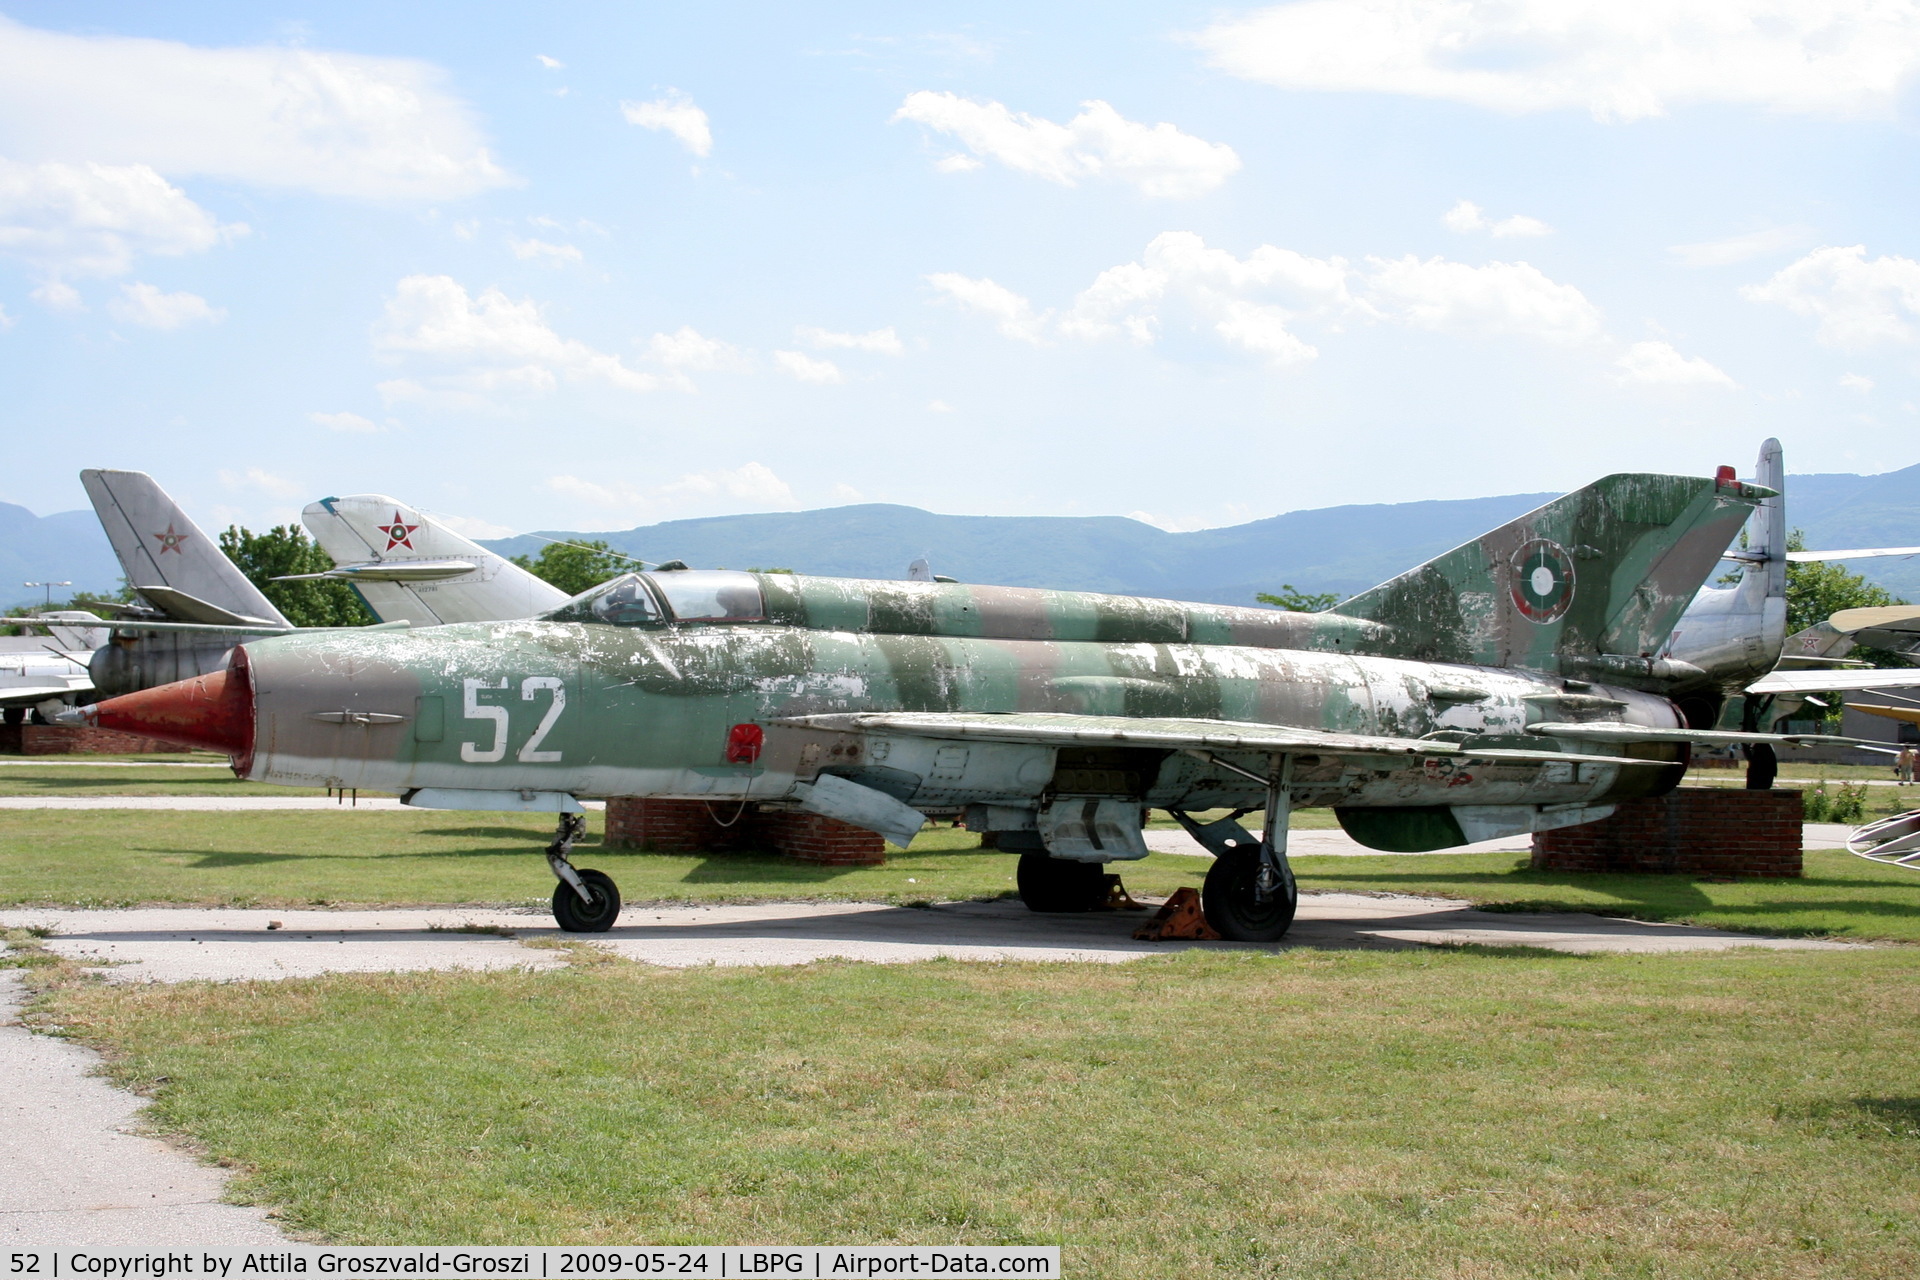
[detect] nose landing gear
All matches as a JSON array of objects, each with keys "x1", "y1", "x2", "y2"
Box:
[{"x1": 546, "y1": 812, "x2": 621, "y2": 932}]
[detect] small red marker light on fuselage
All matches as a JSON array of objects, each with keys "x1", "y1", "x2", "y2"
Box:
[
  {"x1": 1715, "y1": 465, "x2": 1737, "y2": 488},
  {"x1": 725, "y1": 723, "x2": 764, "y2": 764}
]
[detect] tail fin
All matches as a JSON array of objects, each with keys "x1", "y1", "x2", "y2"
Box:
[
  {"x1": 1336, "y1": 471, "x2": 1764, "y2": 675},
  {"x1": 80, "y1": 469, "x2": 290, "y2": 627},
  {"x1": 301, "y1": 495, "x2": 569, "y2": 625}
]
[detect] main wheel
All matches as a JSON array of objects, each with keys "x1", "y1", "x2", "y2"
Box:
[
  {"x1": 1202, "y1": 846, "x2": 1297, "y2": 942},
  {"x1": 552, "y1": 868, "x2": 621, "y2": 932},
  {"x1": 1016, "y1": 852, "x2": 1108, "y2": 913}
]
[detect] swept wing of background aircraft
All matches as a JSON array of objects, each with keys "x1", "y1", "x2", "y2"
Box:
[{"x1": 75, "y1": 468, "x2": 1835, "y2": 942}]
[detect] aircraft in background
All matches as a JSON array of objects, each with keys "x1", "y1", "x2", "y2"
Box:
[
  {"x1": 77, "y1": 467, "x2": 1836, "y2": 941},
  {"x1": 296, "y1": 495, "x2": 570, "y2": 625},
  {"x1": 0, "y1": 612, "x2": 104, "y2": 718}
]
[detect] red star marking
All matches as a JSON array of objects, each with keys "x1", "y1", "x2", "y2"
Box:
[
  {"x1": 377, "y1": 511, "x2": 420, "y2": 551},
  {"x1": 152, "y1": 524, "x2": 188, "y2": 555}
]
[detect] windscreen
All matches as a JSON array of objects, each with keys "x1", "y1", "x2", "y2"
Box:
[
  {"x1": 649, "y1": 570, "x2": 766, "y2": 622},
  {"x1": 539, "y1": 574, "x2": 663, "y2": 626}
]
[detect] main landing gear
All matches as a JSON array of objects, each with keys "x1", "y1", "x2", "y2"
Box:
[
  {"x1": 1169, "y1": 754, "x2": 1300, "y2": 943},
  {"x1": 547, "y1": 812, "x2": 621, "y2": 932}
]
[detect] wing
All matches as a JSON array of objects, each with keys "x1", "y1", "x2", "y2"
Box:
[
  {"x1": 1748, "y1": 668, "x2": 1920, "y2": 695},
  {"x1": 1525, "y1": 721, "x2": 1861, "y2": 748},
  {"x1": 772, "y1": 710, "x2": 1650, "y2": 767}
]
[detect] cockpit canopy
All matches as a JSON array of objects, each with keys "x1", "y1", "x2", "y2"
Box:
[{"x1": 540, "y1": 570, "x2": 767, "y2": 627}]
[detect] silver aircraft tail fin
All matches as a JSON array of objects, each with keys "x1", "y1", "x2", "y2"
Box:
[
  {"x1": 80, "y1": 469, "x2": 290, "y2": 627},
  {"x1": 1657, "y1": 439, "x2": 1788, "y2": 689},
  {"x1": 301, "y1": 495, "x2": 570, "y2": 626}
]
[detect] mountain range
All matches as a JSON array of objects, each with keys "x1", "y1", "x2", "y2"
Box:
[{"x1": 7, "y1": 460, "x2": 1917, "y2": 611}]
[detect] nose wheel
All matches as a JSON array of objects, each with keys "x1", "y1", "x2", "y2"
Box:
[{"x1": 546, "y1": 812, "x2": 621, "y2": 932}]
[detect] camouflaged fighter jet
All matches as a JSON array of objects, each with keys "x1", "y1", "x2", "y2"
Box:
[{"x1": 70, "y1": 468, "x2": 1833, "y2": 941}]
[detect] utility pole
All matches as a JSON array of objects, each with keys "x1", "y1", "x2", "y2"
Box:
[{"x1": 22, "y1": 581, "x2": 71, "y2": 608}]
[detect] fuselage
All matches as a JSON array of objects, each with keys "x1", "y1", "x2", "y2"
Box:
[{"x1": 233, "y1": 618, "x2": 1685, "y2": 817}]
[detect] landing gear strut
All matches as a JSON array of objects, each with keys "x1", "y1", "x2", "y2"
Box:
[
  {"x1": 546, "y1": 812, "x2": 621, "y2": 932},
  {"x1": 1173, "y1": 754, "x2": 1299, "y2": 943}
]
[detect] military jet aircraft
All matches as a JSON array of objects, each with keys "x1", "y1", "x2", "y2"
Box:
[{"x1": 71, "y1": 467, "x2": 1833, "y2": 942}]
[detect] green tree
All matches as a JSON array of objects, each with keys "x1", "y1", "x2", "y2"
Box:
[
  {"x1": 220, "y1": 525, "x2": 373, "y2": 628},
  {"x1": 1256, "y1": 585, "x2": 1342, "y2": 612},
  {"x1": 1785, "y1": 529, "x2": 1911, "y2": 666},
  {"x1": 510, "y1": 540, "x2": 635, "y2": 596}
]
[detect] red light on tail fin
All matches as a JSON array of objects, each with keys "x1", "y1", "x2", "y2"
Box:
[{"x1": 1715, "y1": 465, "x2": 1737, "y2": 488}]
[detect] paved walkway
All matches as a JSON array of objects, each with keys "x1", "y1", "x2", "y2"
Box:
[
  {"x1": 0, "y1": 897, "x2": 1848, "y2": 983},
  {"x1": 0, "y1": 971, "x2": 287, "y2": 1246}
]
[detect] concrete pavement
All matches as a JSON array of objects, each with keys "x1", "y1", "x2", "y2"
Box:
[
  {"x1": 1, "y1": 896, "x2": 1849, "y2": 983},
  {"x1": 0, "y1": 971, "x2": 288, "y2": 1246}
]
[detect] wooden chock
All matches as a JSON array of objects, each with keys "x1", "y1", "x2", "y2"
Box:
[{"x1": 1132, "y1": 887, "x2": 1222, "y2": 941}]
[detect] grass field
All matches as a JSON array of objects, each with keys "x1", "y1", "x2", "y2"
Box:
[
  {"x1": 0, "y1": 810, "x2": 1211, "y2": 909},
  {"x1": 26, "y1": 946, "x2": 1918, "y2": 1275},
  {"x1": 10, "y1": 812, "x2": 1920, "y2": 939}
]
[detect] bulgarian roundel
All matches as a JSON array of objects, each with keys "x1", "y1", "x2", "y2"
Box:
[{"x1": 1510, "y1": 538, "x2": 1576, "y2": 623}]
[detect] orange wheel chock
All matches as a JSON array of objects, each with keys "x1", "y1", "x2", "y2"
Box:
[{"x1": 1132, "y1": 886, "x2": 1222, "y2": 941}]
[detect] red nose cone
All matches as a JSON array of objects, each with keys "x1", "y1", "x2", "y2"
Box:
[{"x1": 86, "y1": 652, "x2": 255, "y2": 764}]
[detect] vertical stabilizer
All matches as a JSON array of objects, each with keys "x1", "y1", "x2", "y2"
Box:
[
  {"x1": 80, "y1": 469, "x2": 290, "y2": 626},
  {"x1": 1335, "y1": 471, "x2": 1764, "y2": 675},
  {"x1": 302, "y1": 496, "x2": 570, "y2": 625},
  {"x1": 1659, "y1": 439, "x2": 1789, "y2": 690}
]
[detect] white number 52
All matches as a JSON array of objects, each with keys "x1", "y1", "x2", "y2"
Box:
[{"x1": 461, "y1": 677, "x2": 565, "y2": 764}]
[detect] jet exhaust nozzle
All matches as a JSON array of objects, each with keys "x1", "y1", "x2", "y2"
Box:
[{"x1": 73, "y1": 650, "x2": 255, "y2": 764}]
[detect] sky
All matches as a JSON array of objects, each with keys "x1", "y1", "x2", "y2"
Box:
[{"x1": 4, "y1": 1, "x2": 1920, "y2": 540}]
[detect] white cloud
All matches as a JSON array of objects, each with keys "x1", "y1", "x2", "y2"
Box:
[
  {"x1": 621, "y1": 90, "x2": 712, "y2": 157},
  {"x1": 645, "y1": 326, "x2": 746, "y2": 374},
  {"x1": 0, "y1": 16, "x2": 508, "y2": 201},
  {"x1": 0, "y1": 159, "x2": 245, "y2": 277},
  {"x1": 1058, "y1": 231, "x2": 1353, "y2": 363},
  {"x1": 774, "y1": 350, "x2": 844, "y2": 384},
  {"x1": 1742, "y1": 245, "x2": 1920, "y2": 346},
  {"x1": 894, "y1": 92, "x2": 1240, "y2": 198},
  {"x1": 30, "y1": 280, "x2": 83, "y2": 312},
  {"x1": 926, "y1": 273, "x2": 1050, "y2": 343},
  {"x1": 1442, "y1": 199, "x2": 1551, "y2": 237},
  {"x1": 536, "y1": 55, "x2": 564, "y2": 71},
  {"x1": 1840, "y1": 372, "x2": 1875, "y2": 393},
  {"x1": 309, "y1": 410, "x2": 384, "y2": 433},
  {"x1": 546, "y1": 462, "x2": 798, "y2": 521},
  {"x1": 1669, "y1": 226, "x2": 1810, "y2": 267},
  {"x1": 927, "y1": 400, "x2": 955, "y2": 413},
  {"x1": 1364, "y1": 256, "x2": 1603, "y2": 345},
  {"x1": 934, "y1": 233, "x2": 1611, "y2": 365},
  {"x1": 0, "y1": 302, "x2": 11, "y2": 331},
  {"x1": 935, "y1": 153, "x2": 984, "y2": 172},
  {"x1": 374, "y1": 274, "x2": 659, "y2": 394},
  {"x1": 107, "y1": 282, "x2": 224, "y2": 329},
  {"x1": 797, "y1": 325, "x2": 903, "y2": 355},
  {"x1": 1614, "y1": 340, "x2": 1736, "y2": 387},
  {"x1": 433, "y1": 511, "x2": 516, "y2": 539},
  {"x1": 217, "y1": 467, "x2": 301, "y2": 499},
  {"x1": 509, "y1": 237, "x2": 582, "y2": 265},
  {"x1": 830, "y1": 482, "x2": 865, "y2": 502},
  {"x1": 1189, "y1": 1, "x2": 1920, "y2": 122}
]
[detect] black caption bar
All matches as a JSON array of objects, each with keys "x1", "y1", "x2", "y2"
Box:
[{"x1": 5, "y1": 1249, "x2": 1060, "y2": 1280}]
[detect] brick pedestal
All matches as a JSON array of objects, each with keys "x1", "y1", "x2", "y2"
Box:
[
  {"x1": 603, "y1": 797, "x2": 886, "y2": 866},
  {"x1": 1531, "y1": 787, "x2": 1803, "y2": 878},
  {"x1": 0, "y1": 725, "x2": 179, "y2": 755}
]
